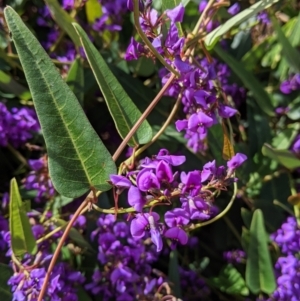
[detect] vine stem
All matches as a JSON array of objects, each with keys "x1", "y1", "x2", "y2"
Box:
[
  {"x1": 37, "y1": 198, "x2": 89, "y2": 301},
  {"x1": 112, "y1": 73, "x2": 176, "y2": 161},
  {"x1": 133, "y1": 0, "x2": 179, "y2": 77},
  {"x1": 190, "y1": 181, "x2": 237, "y2": 230}
]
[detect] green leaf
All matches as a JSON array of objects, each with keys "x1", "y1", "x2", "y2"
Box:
[
  {"x1": 0, "y1": 70, "x2": 31, "y2": 100},
  {"x1": 161, "y1": 0, "x2": 184, "y2": 37},
  {"x1": 245, "y1": 209, "x2": 276, "y2": 294},
  {"x1": 262, "y1": 143, "x2": 300, "y2": 170},
  {"x1": 168, "y1": 250, "x2": 182, "y2": 298},
  {"x1": 215, "y1": 44, "x2": 275, "y2": 116},
  {"x1": 44, "y1": 0, "x2": 80, "y2": 46},
  {"x1": 272, "y1": 123, "x2": 299, "y2": 150},
  {"x1": 204, "y1": 0, "x2": 279, "y2": 49},
  {"x1": 73, "y1": 23, "x2": 152, "y2": 147},
  {"x1": 66, "y1": 57, "x2": 84, "y2": 106},
  {"x1": 85, "y1": 0, "x2": 102, "y2": 24},
  {"x1": 287, "y1": 96, "x2": 300, "y2": 120},
  {"x1": 272, "y1": 18, "x2": 300, "y2": 72},
  {"x1": 9, "y1": 178, "x2": 37, "y2": 257},
  {"x1": 211, "y1": 264, "x2": 249, "y2": 296},
  {"x1": 5, "y1": 7, "x2": 116, "y2": 198},
  {"x1": 0, "y1": 264, "x2": 13, "y2": 301}
]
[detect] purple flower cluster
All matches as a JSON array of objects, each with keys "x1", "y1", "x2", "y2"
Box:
[
  {"x1": 180, "y1": 268, "x2": 210, "y2": 301},
  {"x1": 110, "y1": 149, "x2": 247, "y2": 252},
  {"x1": 86, "y1": 214, "x2": 165, "y2": 301},
  {"x1": 24, "y1": 156, "x2": 56, "y2": 203},
  {"x1": 265, "y1": 217, "x2": 300, "y2": 300},
  {"x1": 280, "y1": 74, "x2": 300, "y2": 94},
  {"x1": 5, "y1": 214, "x2": 85, "y2": 301},
  {"x1": 124, "y1": 3, "x2": 246, "y2": 152},
  {"x1": 0, "y1": 102, "x2": 40, "y2": 148},
  {"x1": 92, "y1": 0, "x2": 128, "y2": 32},
  {"x1": 223, "y1": 249, "x2": 246, "y2": 264}
]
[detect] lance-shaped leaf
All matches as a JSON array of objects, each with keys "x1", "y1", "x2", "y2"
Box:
[
  {"x1": 73, "y1": 23, "x2": 152, "y2": 147},
  {"x1": 5, "y1": 7, "x2": 116, "y2": 198},
  {"x1": 44, "y1": 0, "x2": 80, "y2": 46},
  {"x1": 66, "y1": 57, "x2": 84, "y2": 106},
  {"x1": 262, "y1": 143, "x2": 300, "y2": 169},
  {"x1": 245, "y1": 209, "x2": 276, "y2": 294},
  {"x1": 9, "y1": 178, "x2": 37, "y2": 257},
  {"x1": 205, "y1": 0, "x2": 279, "y2": 49},
  {"x1": 272, "y1": 18, "x2": 300, "y2": 73},
  {"x1": 214, "y1": 44, "x2": 275, "y2": 117}
]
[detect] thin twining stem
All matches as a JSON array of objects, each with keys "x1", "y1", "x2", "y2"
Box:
[
  {"x1": 133, "y1": 0, "x2": 179, "y2": 77},
  {"x1": 190, "y1": 181, "x2": 238, "y2": 230}
]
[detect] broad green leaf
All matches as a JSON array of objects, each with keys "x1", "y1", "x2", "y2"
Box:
[
  {"x1": 272, "y1": 18, "x2": 300, "y2": 72},
  {"x1": 44, "y1": 0, "x2": 80, "y2": 46},
  {"x1": 161, "y1": 0, "x2": 184, "y2": 37},
  {"x1": 5, "y1": 7, "x2": 116, "y2": 198},
  {"x1": 0, "y1": 264, "x2": 13, "y2": 301},
  {"x1": 9, "y1": 178, "x2": 37, "y2": 257},
  {"x1": 289, "y1": 13, "x2": 300, "y2": 47},
  {"x1": 245, "y1": 209, "x2": 276, "y2": 294},
  {"x1": 262, "y1": 144, "x2": 300, "y2": 170},
  {"x1": 0, "y1": 70, "x2": 31, "y2": 100},
  {"x1": 73, "y1": 23, "x2": 152, "y2": 146},
  {"x1": 66, "y1": 57, "x2": 84, "y2": 106},
  {"x1": 211, "y1": 264, "x2": 249, "y2": 296},
  {"x1": 205, "y1": 0, "x2": 279, "y2": 49},
  {"x1": 85, "y1": 0, "x2": 102, "y2": 24},
  {"x1": 215, "y1": 45, "x2": 275, "y2": 116},
  {"x1": 168, "y1": 250, "x2": 182, "y2": 298}
]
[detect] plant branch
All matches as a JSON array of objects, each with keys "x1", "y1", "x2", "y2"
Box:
[
  {"x1": 133, "y1": 0, "x2": 179, "y2": 77},
  {"x1": 112, "y1": 73, "x2": 176, "y2": 161}
]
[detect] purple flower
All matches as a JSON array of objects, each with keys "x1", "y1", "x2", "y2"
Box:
[
  {"x1": 156, "y1": 160, "x2": 173, "y2": 183},
  {"x1": 218, "y1": 104, "x2": 237, "y2": 118},
  {"x1": 110, "y1": 175, "x2": 132, "y2": 189},
  {"x1": 227, "y1": 3, "x2": 240, "y2": 15},
  {"x1": 156, "y1": 149, "x2": 186, "y2": 166},
  {"x1": 227, "y1": 153, "x2": 247, "y2": 171},
  {"x1": 127, "y1": 186, "x2": 146, "y2": 212},
  {"x1": 180, "y1": 170, "x2": 202, "y2": 196},
  {"x1": 136, "y1": 168, "x2": 160, "y2": 192},
  {"x1": 166, "y1": 4, "x2": 185, "y2": 23},
  {"x1": 124, "y1": 38, "x2": 146, "y2": 60},
  {"x1": 130, "y1": 213, "x2": 162, "y2": 251},
  {"x1": 181, "y1": 196, "x2": 211, "y2": 220}
]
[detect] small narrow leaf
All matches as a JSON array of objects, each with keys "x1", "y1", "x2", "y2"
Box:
[
  {"x1": 205, "y1": 0, "x2": 280, "y2": 49},
  {"x1": 5, "y1": 7, "x2": 116, "y2": 198},
  {"x1": 222, "y1": 121, "x2": 235, "y2": 160},
  {"x1": 44, "y1": 0, "x2": 80, "y2": 46},
  {"x1": 215, "y1": 44, "x2": 275, "y2": 116},
  {"x1": 9, "y1": 178, "x2": 37, "y2": 257},
  {"x1": 272, "y1": 18, "x2": 300, "y2": 72},
  {"x1": 245, "y1": 209, "x2": 276, "y2": 294},
  {"x1": 66, "y1": 57, "x2": 84, "y2": 106},
  {"x1": 73, "y1": 23, "x2": 152, "y2": 146},
  {"x1": 262, "y1": 143, "x2": 300, "y2": 169}
]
